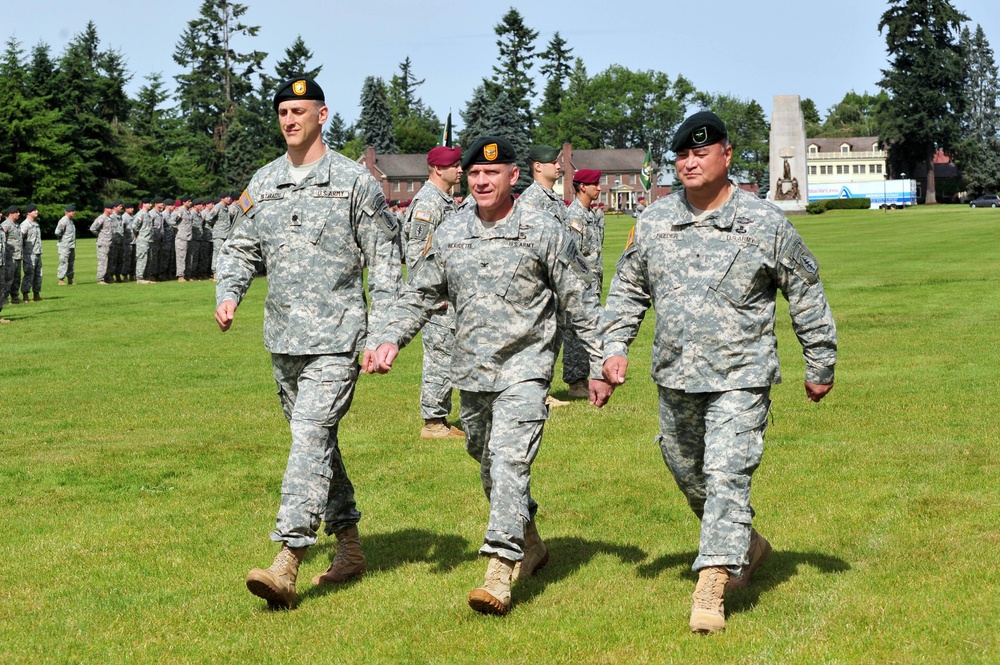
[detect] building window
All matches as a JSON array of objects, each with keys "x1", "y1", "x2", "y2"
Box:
[
  {"x1": 875, "y1": 164, "x2": 883, "y2": 174},
  {"x1": 393, "y1": 181, "x2": 400, "y2": 192},
  {"x1": 407, "y1": 181, "x2": 414, "y2": 192},
  {"x1": 810, "y1": 165, "x2": 817, "y2": 175},
  {"x1": 809, "y1": 145, "x2": 818, "y2": 154},
  {"x1": 841, "y1": 145, "x2": 850, "y2": 154},
  {"x1": 852, "y1": 165, "x2": 859, "y2": 174},
  {"x1": 836, "y1": 165, "x2": 843, "y2": 175},
  {"x1": 860, "y1": 164, "x2": 866, "y2": 174}
]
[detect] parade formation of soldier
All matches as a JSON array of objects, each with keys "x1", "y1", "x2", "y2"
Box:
[
  {"x1": 595, "y1": 111, "x2": 837, "y2": 634},
  {"x1": 53, "y1": 205, "x2": 77, "y2": 286},
  {"x1": 372, "y1": 136, "x2": 607, "y2": 616},
  {"x1": 214, "y1": 77, "x2": 402, "y2": 610},
  {"x1": 399, "y1": 144, "x2": 466, "y2": 439}
]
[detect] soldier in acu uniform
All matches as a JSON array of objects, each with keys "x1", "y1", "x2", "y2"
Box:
[
  {"x1": 90, "y1": 203, "x2": 114, "y2": 284},
  {"x1": 596, "y1": 111, "x2": 838, "y2": 634},
  {"x1": 400, "y1": 145, "x2": 465, "y2": 439},
  {"x1": 2, "y1": 206, "x2": 22, "y2": 303},
  {"x1": 373, "y1": 137, "x2": 605, "y2": 616},
  {"x1": 215, "y1": 77, "x2": 401, "y2": 610},
  {"x1": 19, "y1": 204, "x2": 43, "y2": 301},
  {"x1": 562, "y1": 169, "x2": 605, "y2": 398},
  {"x1": 133, "y1": 199, "x2": 156, "y2": 283},
  {"x1": 54, "y1": 205, "x2": 77, "y2": 285}
]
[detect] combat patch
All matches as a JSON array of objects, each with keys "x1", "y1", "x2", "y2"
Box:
[
  {"x1": 561, "y1": 238, "x2": 591, "y2": 278},
  {"x1": 238, "y1": 189, "x2": 254, "y2": 214}
]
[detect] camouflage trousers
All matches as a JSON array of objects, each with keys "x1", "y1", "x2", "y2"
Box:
[
  {"x1": 96, "y1": 243, "x2": 111, "y2": 282},
  {"x1": 656, "y1": 385, "x2": 771, "y2": 574},
  {"x1": 270, "y1": 353, "x2": 362, "y2": 549},
  {"x1": 460, "y1": 379, "x2": 549, "y2": 562},
  {"x1": 21, "y1": 254, "x2": 41, "y2": 295},
  {"x1": 561, "y1": 272, "x2": 602, "y2": 384},
  {"x1": 57, "y1": 247, "x2": 74, "y2": 280},
  {"x1": 212, "y1": 237, "x2": 225, "y2": 273},
  {"x1": 2, "y1": 257, "x2": 17, "y2": 301},
  {"x1": 135, "y1": 241, "x2": 157, "y2": 280},
  {"x1": 419, "y1": 308, "x2": 456, "y2": 420},
  {"x1": 175, "y1": 238, "x2": 189, "y2": 278}
]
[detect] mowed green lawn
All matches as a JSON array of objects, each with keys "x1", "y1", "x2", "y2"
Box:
[{"x1": 1, "y1": 206, "x2": 997, "y2": 664}]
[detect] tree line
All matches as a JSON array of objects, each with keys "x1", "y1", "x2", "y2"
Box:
[{"x1": 2, "y1": 0, "x2": 998, "y2": 231}]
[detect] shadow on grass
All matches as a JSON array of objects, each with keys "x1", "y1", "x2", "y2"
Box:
[
  {"x1": 513, "y1": 536, "x2": 647, "y2": 608},
  {"x1": 300, "y1": 528, "x2": 472, "y2": 603},
  {"x1": 636, "y1": 548, "x2": 850, "y2": 616}
]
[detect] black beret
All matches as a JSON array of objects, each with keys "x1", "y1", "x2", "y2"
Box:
[
  {"x1": 273, "y1": 77, "x2": 325, "y2": 112},
  {"x1": 103, "y1": 201, "x2": 114, "y2": 209},
  {"x1": 670, "y1": 111, "x2": 728, "y2": 153},
  {"x1": 24, "y1": 204, "x2": 37, "y2": 213},
  {"x1": 5, "y1": 205, "x2": 19, "y2": 214},
  {"x1": 65, "y1": 204, "x2": 76, "y2": 212},
  {"x1": 527, "y1": 145, "x2": 560, "y2": 163},
  {"x1": 141, "y1": 198, "x2": 151, "y2": 204},
  {"x1": 462, "y1": 136, "x2": 518, "y2": 169}
]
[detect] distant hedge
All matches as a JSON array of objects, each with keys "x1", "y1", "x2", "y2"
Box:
[{"x1": 806, "y1": 198, "x2": 873, "y2": 214}]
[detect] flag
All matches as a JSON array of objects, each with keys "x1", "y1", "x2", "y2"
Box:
[
  {"x1": 439, "y1": 112, "x2": 452, "y2": 147},
  {"x1": 640, "y1": 146, "x2": 653, "y2": 191}
]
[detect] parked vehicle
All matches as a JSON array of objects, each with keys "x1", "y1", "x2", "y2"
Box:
[
  {"x1": 969, "y1": 194, "x2": 1000, "y2": 208},
  {"x1": 808, "y1": 179, "x2": 917, "y2": 209}
]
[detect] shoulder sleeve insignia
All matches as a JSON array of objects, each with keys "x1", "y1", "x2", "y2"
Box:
[
  {"x1": 238, "y1": 189, "x2": 254, "y2": 214},
  {"x1": 422, "y1": 232, "x2": 434, "y2": 257},
  {"x1": 625, "y1": 225, "x2": 636, "y2": 251},
  {"x1": 569, "y1": 219, "x2": 584, "y2": 233}
]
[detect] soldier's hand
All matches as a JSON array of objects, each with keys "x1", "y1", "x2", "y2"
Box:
[
  {"x1": 602, "y1": 356, "x2": 629, "y2": 385},
  {"x1": 372, "y1": 343, "x2": 399, "y2": 374},
  {"x1": 215, "y1": 300, "x2": 237, "y2": 332},
  {"x1": 589, "y1": 378, "x2": 615, "y2": 407},
  {"x1": 805, "y1": 381, "x2": 833, "y2": 403}
]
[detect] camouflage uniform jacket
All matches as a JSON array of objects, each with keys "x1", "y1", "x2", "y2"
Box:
[
  {"x1": 3, "y1": 218, "x2": 22, "y2": 260},
  {"x1": 133, "y1": 210, "x2": 153, "y2": 243},
  {"x1": 20, "y1": 219, "x2": 42, "y2": 255},
  {"x1": 216, "y1": 148, "x2": 402, "y2": 356},
  {"x1": 565, "y1": 197, "x2": 603, "y2": 270},
  {"x1": 171, "y1": 208, "x2": 191, "y2": 241},
  {"x1": 517, "y1": 180, "x2": 567, "y2": 224},
  {"x1": 378, "y1": 198, "x2": 604, "y2": 392},
  {"x1": 90, "y1": 214, "x2": 114, "y2": 247},
  {"x1": 402, "y1": 180, "x2": 456, "y2": 267},
  {"x1": 601, "y1": 184, "x2": 837, "y2": 392},
  {"x1": 212, "y1": 202, "x2": 233, "y2": 242},
  {"x1": 54, "y1": 215, "x2": 76, "y2": 248},
  {"x1": 110, "y1": 213, "x2": 124, "y2": 245},
  {"x1": 122, "y1": 212, "x2": 136, "y2": 245}
]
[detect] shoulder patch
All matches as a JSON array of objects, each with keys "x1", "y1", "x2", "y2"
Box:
[
  {"x1": 560, "y1": 237, "x2": 591, "y2": 281},
  {"x1": 569, "y1": 219, "x2": 584, "y2": 233},
  {"x1": 415, "y1": 211, "x2": 432, "y2": 223},
  {"x1": 422, "y1": 232, "x2": 434, "y2": 257},
  {"x1": 625, "y1": 225, "x2": 636, "y2": 251},
  {"x1": 238, "y1": 189, "x2": 254, "y2": 214}
]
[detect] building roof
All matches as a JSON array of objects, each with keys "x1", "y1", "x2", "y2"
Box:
[
  {"x1": 570, "y1": 148, "x2": 646, "y2": 172},
  {"x1": 360, "y1": 153, "x2": 429, "y2": 179},
  {"x1": 806, "y1": 136, "x2": 880, "y2": 152}
]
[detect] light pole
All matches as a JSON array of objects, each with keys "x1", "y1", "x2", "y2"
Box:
[{"x1": 884, "y1": 174, "x2": 888, "y2": 213}]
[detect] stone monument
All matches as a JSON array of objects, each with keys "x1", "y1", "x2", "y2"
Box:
[{"x1": 769, "y1": 95, "x2": 808, "y2": 213}]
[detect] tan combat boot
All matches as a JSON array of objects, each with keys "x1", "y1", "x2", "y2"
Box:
[
  {"x1": 311, "y1": 525, "x2": 367, "y2": 585},
  {"x1": 726, "y1": 529, "x2": 772, "y2": 591},
  {"x1": 512, "y1": 520, "x2": 549, "y2": 581},
  {"x1": 544, "y1": 394, "x2": 569, "y2": 407},
  {"x1": 245, "y1": 544, "x2": 307, "y2": 609},
  {"x1": 57, "y1": 279, "x2": 65, "y2": 286},
  {"x1": 566, "y1": 380, "x2": 589, "y2": 399},
  {"x1": 690, "y1": 566, "x2": 729, "y2": 634},
  {"x1": 468, "y1": 555, "x2": 515, "y2": 615},
  {"x1": 420, "y1": 418, "x2": 465, "y2": 439}
]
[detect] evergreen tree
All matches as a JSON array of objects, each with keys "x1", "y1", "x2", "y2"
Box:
[
  {"x1": 173, "y1": 0, "x2": 266, "y2": 181},
  {"x1": 490, "y1": 8, "x2": 538, "y2": 128},
  {"x1": 817, "y1": 91, "x2": 887, "y2": 138},
  {"x1": 121, "y1": 74, "x2": 177, "y2": 197},
  {"x1": 544, "y1": 58, "x2": 599, "y2": 150},
  {"x1": 27, "y1": 42, "x2": 58, "y2": 100},
  {"x1": 953, "y1": 25, "x2": 1000, "y2": 194},
  {"x1": 478, "y1": 91, "x2": 532, "y2": 192},
  {"x1": 878, "y1": 0, "x2": 968, "y2": 203},
  {"x1": 387, "y1": 57, "x2": 440, "y2": 153},
  {"x1": 460, "y1": 82, "x2": 497, "y2": 149},
  {"x1": 535, "y1": 32, "x2": 573, "y2": 144},
  {"x1": 356, "y1": 76, "x2": 397, "y2": 153},
  {"x1": 274, "y1": 35, "x2": 321, "y2": 81},
  {"x1": 323, "y1": 112, "x2": 350, "y2": 149},
  {"x1": 801, "y1": 98, "x2": 822, "y2": 137},
  {"x1": 388, "y1": 56, "x2": 425, "y2": 119}
]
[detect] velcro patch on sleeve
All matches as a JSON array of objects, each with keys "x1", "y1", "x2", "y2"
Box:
[{"x1": 238, "y1": 189, "x2": 254, "y2": 214}]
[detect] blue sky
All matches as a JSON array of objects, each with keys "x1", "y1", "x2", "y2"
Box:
[{"x1": 4, "y1": 0, "x2": 998, "y2": 128}]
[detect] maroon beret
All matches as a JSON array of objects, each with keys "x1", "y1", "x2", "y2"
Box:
[
  {"x1": 573, "y1": 169, "x2": 602, "y2": 184},
  {"x1": 427, "y1": 146, "x2": 462, "y2": 166}
]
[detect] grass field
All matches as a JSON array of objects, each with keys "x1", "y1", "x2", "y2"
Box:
[{"x1": 1, "y1": 206, "x2": 998, "y2": 664}]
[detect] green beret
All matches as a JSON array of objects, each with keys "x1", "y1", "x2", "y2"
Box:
[
  {"x1": 65, "y1": 204, "x2": 76, "y2": 212},
  {"x1": 273, "y1": 77, "x2": 325, "y2": 112},
  {"x1": 527, "y1": 145, "x2": 560, "y2": 163},
  {"x1": 462, "y1": 136, "x2": 517, "y2": 169},
  {"x1": 670, "y1": 111, "x2": 728, "y2": 153}
]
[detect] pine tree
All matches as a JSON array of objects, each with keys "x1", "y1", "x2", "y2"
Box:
[
  {"x1": 356, "y1": 76, "x2": 397, "y2": 153},
  {"x1": 274, "y1": 35, "x2": 321, "y2": 81},
  {"x1": 479, "y1": 91, "x2": 532, "y2": 192},
  {"x1": 818, "y1": 91, "x2": 887, "y2": 138},
  {"x1": 388, "y1": 56, "x2": 425, "y2": 119},
  {"x1": 387, "y1": 57, "x2": 440, "y2": 153},
  {"x1": 954, "y1": 25, "x2": 1000, "y2": 194},
  {"x1": 323, "y1": 112, "x2": 350, "y2": 149},
  {"x1": 491, "y1": 8, "x2": 538, "y2": 128},
  {"x1": 801, "y1": 98, "x2": 822, "y2": 137},
  {"x1": 878, "y1": 0, "x2": 968, "y2": 203},
  {"x1": 173, "y1": 0, "x2": 266, "y2": 182},
  {"x1": 460, "y1": 82, "x2": 497, "y2": 149}
]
